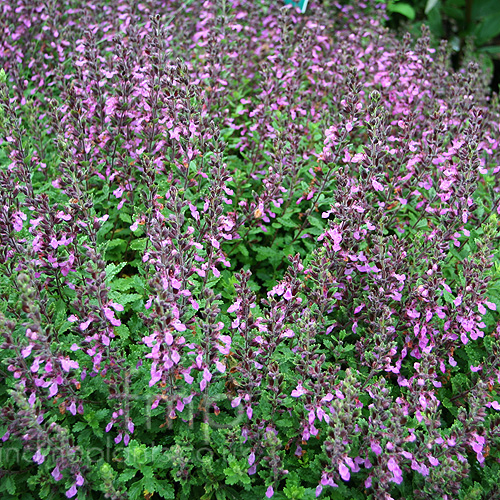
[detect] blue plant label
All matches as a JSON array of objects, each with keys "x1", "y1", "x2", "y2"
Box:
[{"x1": 284, "y1": 0, "x2": 308, "y2": 13}]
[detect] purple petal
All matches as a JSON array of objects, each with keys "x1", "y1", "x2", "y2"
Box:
[
  {"x1": 52, "y1": 466, "x2": 63, "y2": 481},
  {"x1": 32, "y1": 449, "x2": 45, "y2": 465},
  {"x1": 65, "y1": 484, "x2": 77, "y2": 498},
  {"x1": 339, "y1": 462, "x2": 350, "y2": 481}
]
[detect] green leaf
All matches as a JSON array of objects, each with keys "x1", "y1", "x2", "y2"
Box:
[
  {"x1": 111, "y1": 277, "x2": 135, "y2": 292},
  {"x1": 215, "y1": 490, "x2": 228, "y2": 500},
  {"x1": 105, "y1": 262, "x2": 127, "y2": 282},
  {"x1": 475, "y1": 13, "x2": 500, "y2": 45},
  {"x1": 119, "y1": 212, "x2": 132, "y2": 223},
  {"x1": 441, "y1": 397, "x2": 457, "y2": 417},
  {"x1": 308, "y1": 216, "x2": 325, "y2": 230},
  {"x1": 109, "y1": 292, "x2": 142, "y2": 306},
  {"x1": 254, "y1": 246, "x2": 282, "y2": 267},
  {"x1": 425, "y1": 0, "x2": 439, "y2": 14},
  {"x1": 283, "y1": 484, "x2": 306, "y2": 500},
  {"x1": 128, "y1": 479, "x2": 145, "y2": 500},
  {"x1": 154, "y1": 480, "x2": 175, "y2": 499},
  {"x1": 472, "y1": 0, "x2": 500, "y2": 20},
  {"x1": 141, "y1": 465, "x2": 154, "y2": 479},
  {"x1": 236, "y1": 244, "x2": 249, "y2": 258},
  {"x1": 106, "y1": 238, "x2": 127, "y2": 251},
  {"x1": 119, "y1": 468, "x2": 138, "y2": 482},
  {"x1": 0, "y1": 476, "x2": 16, "y2": 495},
  {"x1": 277, "y1": 216, "x2": 298, "y2": 229},
  {"x1": 115, "y1": 324, "x2": 130, "y2": 341},
  {"x1": 388, "y1": 1, "x2": 416, "y2": 19},
  {"x1": 130, "y1": 238, "x2": 147, "y2": 251},
  {"x1": 73, "y1": 421, "x2": 88, "y2": 433},
  {"x1": 223, "y1": 456, "x2": 252, "y2": 486}
]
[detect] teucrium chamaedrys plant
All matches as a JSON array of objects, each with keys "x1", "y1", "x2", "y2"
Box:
[{"x1": 1, "y1": 0, "x2": 500, "y2": 499}]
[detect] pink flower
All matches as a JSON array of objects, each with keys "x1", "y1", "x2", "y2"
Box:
[
  {"x1": 103, "y1": 307, "x2": 121, "y2": 326},
  {"x1": 215, "y1": 360, "x2": 226, "y2": 373},
  {"x1": 172, "y1": 320, "x2": 186, "y2": 332},
  {"x1": 79, "y1": 317, "x2": 94, "y2": 331},
  {"x1": 339, "y1": 462, "x2": 350, "y2": 481},
  {"x1": 48, "y1": 382, "x2": 58, "y2": 397},
  {"x1": 60, "y1": 357, "x2": 79, "y2": 372},
  {"x1": 291, "y1": 381, "x2": 307, "y2": 397},
  {"x1": 227, "y1": 300, "x2": 241, "y2": 313},
  {"x1": 370, "y1": 441, "x2": 382, "y2": 455},
  {"x1": 203, "y1": 367, "x2": 212, "y2": 383},
  {"x1": 169, "y1": 127, "x2": 182, "y2": 141},
  {"x1": 21, "y1": 345, "x2": 33, "y2": 358},
  {"x1": 490, "y1": 401, "x2": 500, "y2": 410},
  {"x1": 52, "y1": 465, "x2": 63, "y2": 481},
  {"x1": 171, "y1": 350, "x2": 180, "y2": 364},
  {"x1": 32, "y1": 449, "x2": 45, "y2": 464},
  {"x1": 66, "y1": 484, "x2": 77, "y2": 498},
  {"x1": 12, "y1": 211, "x2": 27, "y2": 232},
  {"x1": 387, "y1": 457, "x2": 403, "y2": 484}
]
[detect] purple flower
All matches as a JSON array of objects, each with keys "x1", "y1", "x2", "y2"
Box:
[
  {"x1": 103, "y1": 307, "x2": 121, "y2": 326},
  {"x1": 370, "y1": 441, "x2": 382, "y2": 455},
  {"x1": 52, "y1": 465, "x2": 63, "y2": 481},
  {"x1": 21, "y1": 345, "x2": 33, "y2": 358},
  {"x1": 65, "y1": 484, "x2": 77, "y2": 498},
  {"x1": 48, "y1": 382, "x2": 58, "y2": 398},
  {"x1": 291, "y1": 381, "x2": 307, "y2": 397},
  {"x1": 79, "y1": 317, "x2": 94, "y2": 331},
  {"x1": 387, "y1": 457, "x2": 403, "y2": 484},
  {"x1": 339, "y1": 462, "x2": 350, "y2": 481},
  {"x1": 12, "y1": 211, "x2": 27, "y2": 231},
  {"x1": 32, "y1": 449, "x2": 45, "y2": 464}
]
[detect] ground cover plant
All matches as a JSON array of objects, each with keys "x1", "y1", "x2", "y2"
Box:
[{"x1": 2, "y1": 0, "x2": 500, "y2": 499}]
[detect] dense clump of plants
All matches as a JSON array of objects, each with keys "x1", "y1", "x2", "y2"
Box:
[{"x1": 1, "y1": 0, "x2": 500, "y2": 498}]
